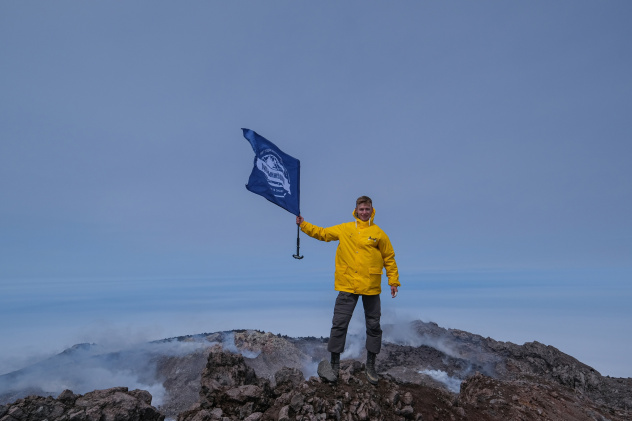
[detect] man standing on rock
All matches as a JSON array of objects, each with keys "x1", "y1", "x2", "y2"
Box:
[{"x1": 296, "y1": 196, "x2": 400, "y2": 384}]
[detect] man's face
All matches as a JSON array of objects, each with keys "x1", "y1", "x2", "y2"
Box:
[{"x1": 356, "y1": 203, "x2": 373, "y2": 222}]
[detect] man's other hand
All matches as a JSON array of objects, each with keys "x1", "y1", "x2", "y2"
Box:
[
  {"x1": 296, "y1": 215, "x2": 304, "y2": 225},
  {"x1": 391, "y1": 285, "x2": 398, "y2": 298}
]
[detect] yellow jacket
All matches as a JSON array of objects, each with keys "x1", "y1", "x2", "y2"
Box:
[{"x1": 300, "y1": 208, "x2": 400, "y2": 295}]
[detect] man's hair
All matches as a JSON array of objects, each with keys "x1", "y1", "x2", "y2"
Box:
[{"x1": 356, "y1": 196, "x2": 373, "y2": 207}]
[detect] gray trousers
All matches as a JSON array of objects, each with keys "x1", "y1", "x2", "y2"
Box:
[{"x1": 327, "y1": 291, "x2": 382, "y2": 354}]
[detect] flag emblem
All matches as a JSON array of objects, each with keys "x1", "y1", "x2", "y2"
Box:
[{"x1": 256, "y1": 149, "x2": 291, "y2": 197}]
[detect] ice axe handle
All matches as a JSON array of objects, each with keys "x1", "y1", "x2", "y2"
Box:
[{"x1": 293, "y1": 224, "x2": 304, "y2": 259}]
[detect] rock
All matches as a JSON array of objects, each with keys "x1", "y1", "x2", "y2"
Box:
[
  {"x1": 0, "y1": 388, "x2": 163, "y2": 421},
  {"x1": 458, "y1": 371, "x2": 629, "y2": 421},
  {"x1": 233, "y1": 331, "x2": 313, "y2": 385},
  {"x1": 274, "y1": 367, "x2": 304, "y2": 392},
  {"x1": 225, "y1": 385, "x2": 262, "y2": 403},
  {"x1": 317, "y1": 360, "x2": 338, "y2": 383},
  {"x1": 289, "y1": 393, "x2": 304, "y2": 412},
  {"x1": 398, "y1": 405, "x2": 414, "y2": 418},
  {"x1": 129, "y1": 389, "x2": 153, "y2": 405},
  {"x1": 401, "y1": 392, "x2": 413, "y2": 405},
  {"x1": 201, "y1": 345, "x2": 258, "y2": 392},
  {"x1": 277, "y1": 405, "x2": 290, "y2": 421},
  {"x1": 57, "y1": 389, "x2": 77, "y2": 405},
  {"x1": 243, "y1": 412, "x2": 262, "y2": 421},
  {"x1": 388, "y1": 390, "x2": 400, "y2": 405},
  {"x1": 178, "y1": 347, "x2": 272, "y2": 421}
]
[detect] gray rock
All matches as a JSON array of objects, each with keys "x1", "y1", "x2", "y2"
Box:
[
  {"x1": 274, "y1": 367, "x2": 304, "y2": 390},
  {"x1": 398, "y1": 405, "x2": 414, "y2": 418},
  {"x1": 244, "y1": 412, "x2": 262, "y2": 421},
  {"x1": 225, "y1": 385, "x2": 262, "y2": 403},
  {"x1": 289, "y1": 393, "x2": 304, "y2": 412},
  {"x1": 277, "y1": 405, "x2": 290, "y2": 421},
  {"x1": 401, "y1": 392, "x2": 413, "y2": 405},
  {"x1": 316, "y1": 360, "x2": 337, "y2": 383}
]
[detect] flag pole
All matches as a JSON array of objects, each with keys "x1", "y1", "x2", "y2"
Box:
[{"x1": 293, "y1": 225, "x2": 304, "y2": 259}]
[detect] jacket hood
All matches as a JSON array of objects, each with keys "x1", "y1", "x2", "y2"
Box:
[{"x1": 353, "y1": 207, "x2": 376, "y2": 227}]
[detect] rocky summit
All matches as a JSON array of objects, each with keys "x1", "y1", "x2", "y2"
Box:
[
  {"x1": 0, "y1": 387, "x2": 163, "y2": 421},
  {"x1": 1, "y1": 321, "x2": 631, "y2": 421}
]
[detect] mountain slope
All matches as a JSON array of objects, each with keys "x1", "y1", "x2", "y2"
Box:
[{"x1": 1, "y1": 321, "x2": 630, "y2": 421}]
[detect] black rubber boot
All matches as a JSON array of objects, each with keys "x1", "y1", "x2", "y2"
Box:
[
  {"x1": 365, "y1": 351, "x2": 378, "y2": 385},
  {"x1": 330, "y1": 352, "x2": 340, "y2": 379}
]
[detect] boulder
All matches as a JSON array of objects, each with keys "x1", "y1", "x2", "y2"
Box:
[{"x1": 0, "y1": 387, "x2": 163, "y2": 421}]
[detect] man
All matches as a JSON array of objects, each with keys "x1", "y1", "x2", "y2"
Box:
[{"x1": 296, "y1": 196, "x2": 400, "y2": 384}]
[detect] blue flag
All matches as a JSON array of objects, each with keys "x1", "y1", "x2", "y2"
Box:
[{"x1": 241, "y1": 128, "x2": 301, "y2": 216}]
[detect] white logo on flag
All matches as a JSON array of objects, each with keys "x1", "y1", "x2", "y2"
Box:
[{"x1": 256, "y1": 149, "x2": 291, "y2": 197}]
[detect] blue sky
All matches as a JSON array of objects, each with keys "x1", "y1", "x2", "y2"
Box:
[{"x1": 1, "y1": 2, "x2": 631, "y2": 378}]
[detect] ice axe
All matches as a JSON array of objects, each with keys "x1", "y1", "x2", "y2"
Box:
[{"x1": 293, "y1": 225, "x2": 304, "y2": 259}]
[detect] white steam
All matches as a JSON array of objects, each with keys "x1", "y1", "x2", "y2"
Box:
[
  {"x1": 418, "y1": 369, "x2": 462, "y2": 393},
  {"x1": 301, "y1": 359, "x2": 320, "y2": 379},
  {"x1": 338, "y1": 311, "x2": 466, "y2": 362},
  {"x1": 382, "y1": 314, "x2": 466, "y2": 361},
  {"x1": 221, "y1": 332, "x2": 261, "y2": 358},
  {"x1": 0, "y1": 329, "x2": 304, "y2": 407},
  {"x1": 0, "y1": 338, "x2": 213, "y2": 406}
]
